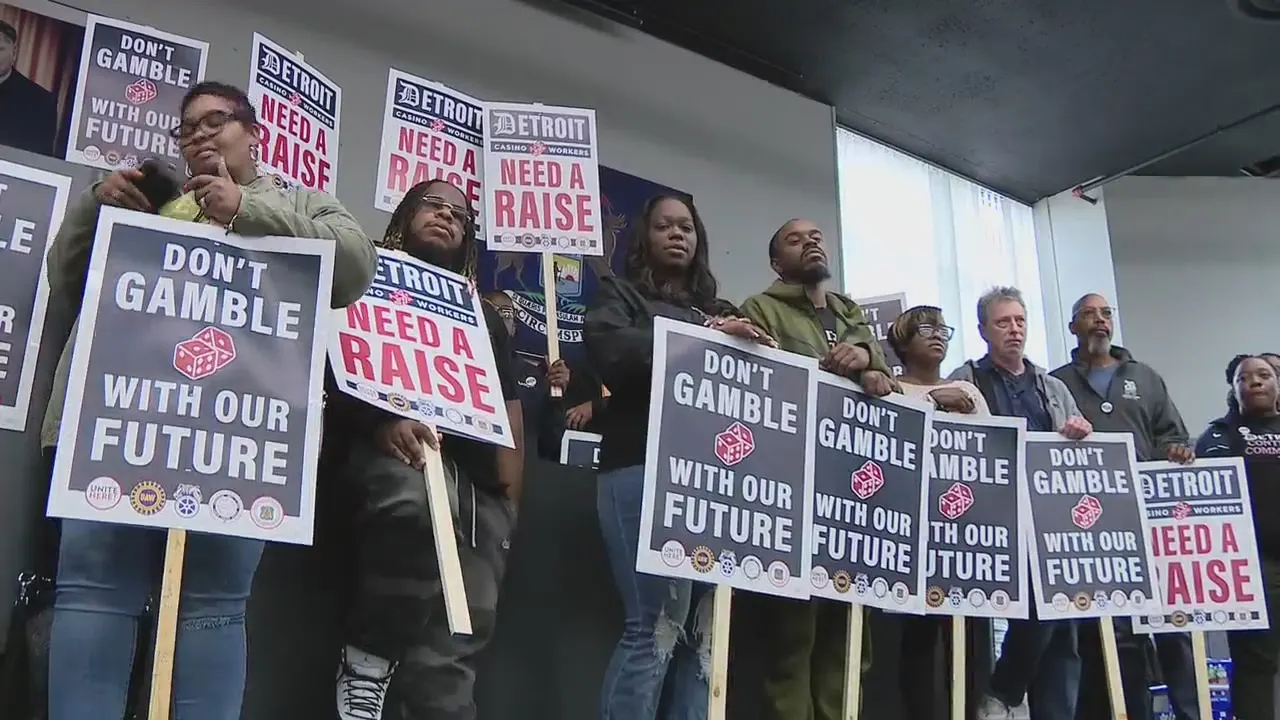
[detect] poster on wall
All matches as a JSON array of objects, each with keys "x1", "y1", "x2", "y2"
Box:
[
  {"x1": 46, "y1": 208, "x2": 333, "y2": 544},
  {"x1": 853, "y1": 292, "x2": 906, "y2": 377},
  {"x1": 478, "y1": 166, "x2": 686, "y2": 367},
  {"x1": 482, "y1": 101, "x2": 601, "y2": 256},
  {"x1": 0, "y1": 159, "x2": 70, "y2": 432},
  {"x1": 246, "y1": 33, "x2": 340, "y2": 194},
  {"x1": 65, "y1": 15, "x2": 207, "y2": 171},
  {"x1": 0, "y1": 2, "x2": 85, "y2": 158},
  {"x1": 374, "y1": 68, "x2": 483, "y2": 215}
]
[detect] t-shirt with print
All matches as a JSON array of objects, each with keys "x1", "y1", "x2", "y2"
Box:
[
  {"x1": 1197, "y1": 412, "x2": 1280, "y2": 558},
  {"x1": 816, "y1": 306, "x2": 840, "y2": 348}
]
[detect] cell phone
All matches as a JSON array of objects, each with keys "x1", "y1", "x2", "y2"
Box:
[{"x1": 133, "y1": 157, "x2": 183, "y2": 210}]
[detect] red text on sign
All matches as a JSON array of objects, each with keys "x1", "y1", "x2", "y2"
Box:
[
  {"x1": 493, "y1": 159, "x2": 594, "y2": 232},
  {"x1": 387, "y1": 127, "x2": 481, "y2": 206},
  {"x1": 1151, "y1": 522, "x2": 1255, "y2": 605},
  {"x1": 338, "y1": 300, "x2": 494, "y2": 413},
  {"x1": 258, "y1": 95, "x2": 332, "y2": 192}
]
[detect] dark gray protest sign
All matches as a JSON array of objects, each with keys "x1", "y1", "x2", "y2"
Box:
[
  {"x1": 854, "y1": 293, "x2": 906, "y2": 377},
  {"x1": 47, "y1": 208, "x2": 333, "y2": 545},
  {"x1": 0, "y1": 161, "x2": 70, "y2": 432},
  {"x1": 637, "y1": 318, "x2": 817, "y2": 599},
  {"x1": 560, "y1": 430, "x2": 601, "y2": 469},
  {"x1": 811, "y1": 375, "x2": 932, "y2": 612},
  {"x1": 923, "y1": 413, "x2": 1028, "y2": 619},
  {"x1": 67, "y1": 16, "x2": 208, "y2": 171},
  {"x1": 1024, "y1": 431, "x2": 1161, "y2": 619}
]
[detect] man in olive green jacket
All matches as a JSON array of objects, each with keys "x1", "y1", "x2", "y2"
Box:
[{"x1": 736, "y1": 218, "x2": 893, "y2": 720}]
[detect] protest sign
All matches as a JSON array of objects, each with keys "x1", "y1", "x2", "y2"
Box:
[
  {"x1": 47, "y1": 208, "x2": 333, "y2": 544},
  {"x1": 329, "y1": 248, "x2": 514, "y2": 448},
  {"x1": 0, "y1": 160, "x2": 71, "y2": 432},
  {"x1": 483, "y1": 101, "x2": 602, "y2": 256},
  {"x1": 375, "y1": 69, "x2": 483, "y2": 215},
  {"x1": 854, "y1": 292, "x2": 906, "y2": 377},
  {"x1": 811, "y1": 375, "x2": 932, "y2": 612},
  {"x1": 561, "y1": 429, "x2": 601, "y2": 469},
  {"x1": 66, "y1": 15, "x2": 207, "y2": 171},
  {"x1": 637, "y1": 318, "x2": 816, "y2": 599},
  {"x1": 1024, "y1": 431, "x2": 1161, "y2": 619},
  {"x1": 247, "y1": 34, "x2": 341, "y2": 193},
  {"x1": 1136, "y1": 457, "x2": 1268, "y2": 633},
  {"x1": 923, "y1": 413, "x2": 1028, "y2": 619}
]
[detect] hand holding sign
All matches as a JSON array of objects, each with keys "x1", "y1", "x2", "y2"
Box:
[
  {"x1": 928, "y1": 386, "x2": 975, "y2": 414},
  {"x1": 821, "y1": 342, "x2": 871, "y2": 378},
  {"x1": 185, "y1": 159, "x2": 243, "y2": 224},
  {"x1": 1165, "y1": 444, "x2": 1196, "y2": 465},
  {"x1": 1060, "y1": 415, "x2": 1093, "y2": 440},
  {"x1": 861, "y1": 370, "x2": 894, "y2": 397},
  {"x1": 547, "y1": 358, "x2": 570, "y2": 389},
  {"x1": 376, "y1": 418, "x2": 440, "y2": 469},
  {"x1": 708, "y1": 316, "x2": 777, "y2": 347}
]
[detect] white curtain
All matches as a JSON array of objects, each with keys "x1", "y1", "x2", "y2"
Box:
[{"x1": 836, "y1": 129, "x2": 1049, "y2": 372}]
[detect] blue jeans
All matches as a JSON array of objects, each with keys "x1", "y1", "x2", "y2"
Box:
[
  {"x1": 597, "y1": 465, "x2": 711, "y2": 720},
  {"x1": 48, "y1": 519, "x2": 264, "y2": 720},
  {"x1": 988, "y1": 606, "x2": 1080, "y2": 720}
]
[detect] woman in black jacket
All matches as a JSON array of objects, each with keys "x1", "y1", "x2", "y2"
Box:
[
  {"x1": 585, "y1": 194, "x2": 771, "y2": 720},
  {"x1": 1194, "y1": 353, "x2": 1280, "y2": 720}
]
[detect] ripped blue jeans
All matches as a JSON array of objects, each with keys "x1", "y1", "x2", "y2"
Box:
[
  {"x1": 597, "y1": 465, "x2": 711, "y2": 720},
  {"x1": 48, "y1": 519, "x2": 264, "y2": 720}
]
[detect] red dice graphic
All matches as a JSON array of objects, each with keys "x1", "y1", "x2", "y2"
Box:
[
  {"x1": 713, "y1": 422, "x2": 755, "y2": 466},
  {"x1": 125, "y1": 79, "x2": 158, "y2": 105},
  {"x1": 939, "y1": 482, "x2": 975, "y2": 520},
  {"x1": 173, "y1": 327, "x2": 237, "y2": 381},
  {"x1": 850, "y1": 461, "x2": 885, "y2": 499},
  {"x1": 1172, "y1": 502, "x2": 1193, "y2": 521},
  {"x1": 1071, "y1": 494, "x2": 1104, "y2": 530}
]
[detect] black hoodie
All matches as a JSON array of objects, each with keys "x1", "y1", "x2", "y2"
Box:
[{"x1": 1196, "y1": 411, "x2": 1280, "y2": 559}]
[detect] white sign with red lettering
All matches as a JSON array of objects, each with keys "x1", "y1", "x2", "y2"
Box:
[
  {"x1": 247, "y1": 34, "x2": 341, "y2": 194},
  {"x1": 374, "y1": 69, "x2": 484, "y2": 216},
  {"x1": 482, "y1": 101, "x2": 602, "y2": 256},
  {"x1": 328, "y1": 249, "x2": 515, "y2": 449},
  {"x1": 1135, "y1": 457, "x2": 1269, "y2": 633}
]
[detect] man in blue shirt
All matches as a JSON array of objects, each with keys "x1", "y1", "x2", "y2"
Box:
[{"x1": 949, "y1": 286, "x2": 1093, "y2": 720}]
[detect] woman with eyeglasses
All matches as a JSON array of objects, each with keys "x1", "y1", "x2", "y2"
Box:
[
  {"x1": 886, "y1": 305, "x2": 988, "y2": 720},
  {"x1": 43, "y1": 81, "x2": 375, "y2": 720}
]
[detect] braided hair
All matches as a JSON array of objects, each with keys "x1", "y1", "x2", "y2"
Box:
[
  {"x1": 624, "y1": 193, "x2": 721, "y2": 312},
  {"x1": 381, "y1": 180, "x2": 479, "y2": 283}
]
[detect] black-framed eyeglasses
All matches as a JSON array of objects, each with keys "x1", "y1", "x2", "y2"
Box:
[
  {"x1": 916, "y1": 323, "x2": 954, "y2": 341},
  {"x1": 170, "y1": 109, "x2": 244, "y2": 141},
  {"x1": 1076, "y1": 306, "x2": 1116, "y2": 321}
]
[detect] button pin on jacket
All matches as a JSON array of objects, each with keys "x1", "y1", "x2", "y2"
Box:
[{"x1": 1100, "y1": 401, "x2": 1114, "y2": 414}]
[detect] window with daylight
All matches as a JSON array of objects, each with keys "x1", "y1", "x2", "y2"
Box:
[{"x1": 836, "y1": 129, "x2": 1048, "y2": 372}]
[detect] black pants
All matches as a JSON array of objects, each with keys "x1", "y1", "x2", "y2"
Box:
[
  {"x1": 1074, "y1": 619, "x2": 1200, "y2": 720},
  {"x1": 898, "y1": 614, "x2": 991, "y2": 720},
  {"x1": 1229, "y1": 557, "x2": 1280, "y2": 720}
]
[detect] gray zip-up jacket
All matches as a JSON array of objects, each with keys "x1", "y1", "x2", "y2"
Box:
[
  {"x1": 1050, "y1": 346, "x2": 1187, "y2": 461},
  {"x1": 948, "y1": 357, "x2": 1080, "y2": 431}
]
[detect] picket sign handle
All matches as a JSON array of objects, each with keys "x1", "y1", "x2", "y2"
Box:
[
  {"x1": 951, "y1": 616, "x2": 966, "y2": 720},
  {"x1": 540, "y1": 253, "x2": 563, "y2": 398},
  {"x1": 147, "y1": 528, "x2": 187, "y2": 720},
  {"x1": 421, "y1": 437, "x2": 472, "y2": 635},
  {"x1": 1190, "y1": 630, "x2": 1213, "y2": 719},
  {"x1": 706, "y1": 585, "x2": 733, "y2": 720},
  {"x1": 841, "y1": 604, "x2": 864, "y2": 719},
  {"x1": 1098, "y1": 618, "x2": 1128, "y2": 720}
]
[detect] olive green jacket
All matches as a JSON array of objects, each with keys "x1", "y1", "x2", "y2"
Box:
[
  {"x1": 740, "y1": 280, "x2": 893, "y2": 378},
  {"x1": 40, "y1": 175, "x2": 377, "y2": 447}
]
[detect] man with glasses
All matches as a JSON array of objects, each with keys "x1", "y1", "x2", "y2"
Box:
[
  {"x1": 1051, "y1": 293, "x2": 1200, "y2": 720},
  {"x1": 734, "y1": 218, "x2": 892, "y2": 720},
  {"x1": 949, "y1": 286, "x2": 1092, "y2": 720}
]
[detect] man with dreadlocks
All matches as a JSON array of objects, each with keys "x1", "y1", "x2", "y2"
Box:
[{"x1": 328, "y1": 179, "x2": 523, "y2": 720}]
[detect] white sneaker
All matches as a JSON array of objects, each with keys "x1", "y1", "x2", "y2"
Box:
[
  {"x1": 336, "y1": 645, "x2": 395, "y2": 720},
  {"x1": 976, "y1": 694, "x2": 1016, "y2": 720}
]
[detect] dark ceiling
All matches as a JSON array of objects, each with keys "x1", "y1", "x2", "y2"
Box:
[{"x1": 553, "y1": 0, "x2": 1280, "y2": 203}]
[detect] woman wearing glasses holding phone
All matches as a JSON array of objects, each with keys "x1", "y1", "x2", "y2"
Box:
[
  {"x1": 886, "y1": 305, "x2": 988, "y2": 720},
  {"x1": 43, "y1": 81, "x2": 375, "y2": 720}
]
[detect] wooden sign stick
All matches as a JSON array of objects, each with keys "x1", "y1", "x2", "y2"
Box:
[
  {"x1": 951, "y1": 616, "x2": 966, "y2": 720},
  {"x1": 540, "y1": 253, "x2": 563, "y2": 398},
  {"x1": 706, "y1": 585, "x2": 733, "y2": 720},
  {"x1": 421, "y1": 437, "x2": 472, "y2": 635},
  {"x1": 840, "y1": 605, "x2": 865, "y2": 719},
  {"x1": 1190, "y1": 630, "x2": 1213, "y2": 719},
  {"x1": 1098, "y1": 618, "x2": 1128, "y2": 720},
  {"x1": 147, "y1": 528, "x2": 187, "y2": 720}
]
